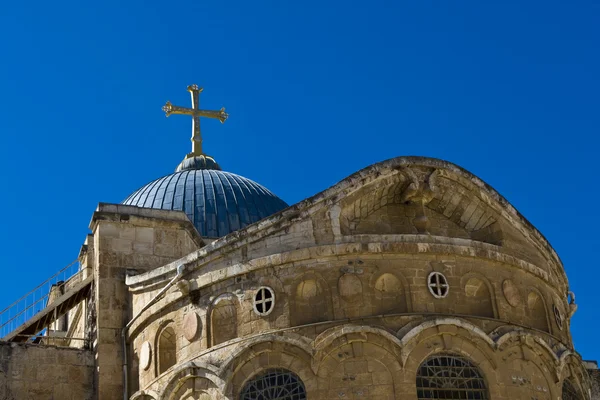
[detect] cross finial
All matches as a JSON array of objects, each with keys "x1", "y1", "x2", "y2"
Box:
[{"x1": 162, "y1": 84, "x2": 228, "y2": 157}]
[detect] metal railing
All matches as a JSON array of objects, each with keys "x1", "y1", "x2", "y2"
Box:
[{"x1": 0, "y1": 260, "x2": 83, "y2": 340}]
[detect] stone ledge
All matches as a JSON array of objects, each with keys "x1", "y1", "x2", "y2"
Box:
[{"x1": 89, "y1": 203, "x2": 205, "y2": 249}]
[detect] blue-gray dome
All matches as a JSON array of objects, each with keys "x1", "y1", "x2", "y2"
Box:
[
  {"x1": 175, "y1": 155, "x2": 221, "y2": 172},
  {"x1": 122, "y1": 169, "x2": 288, "y2": 238}
]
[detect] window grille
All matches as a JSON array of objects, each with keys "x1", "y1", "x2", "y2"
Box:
[
  {"x1": 553, "y1": 303, "x2": 564, "y2": 330},
  {"x1": 417, "y1": 354, "x2": 488, "y2": 399},
  {"x1": 254, "y1": 287, "x2": 275, "y2": 316},
  {"x1": 427, "y1": 272, "x2": 449, "y2": 298},
  {"x1": 240, "y1": 369, "x2": 306, "y2": 400},
  {"x1": 562, "y1": 379, "x2": 582, "y2": 400}
]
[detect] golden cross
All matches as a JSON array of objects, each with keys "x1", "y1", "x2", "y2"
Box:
[{"x1": 162, "y1": 84, "x2": 229, "y2": 157}]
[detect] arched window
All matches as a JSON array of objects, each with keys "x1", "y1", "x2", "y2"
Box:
[
  {"x1": 240, "y1": 369, "x2": 306, "y2": 400},
  {"x1": 417, "y1": 354, "x2": 488, "y2": 399},
  {"x1": 157, "y1": 325, "x2": 177, "y2": 375},
  {"x1": 562, "y1": 379, "x2": 582, "y2": 400}
]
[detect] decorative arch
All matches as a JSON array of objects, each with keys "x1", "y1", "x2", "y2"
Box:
[
  {"x1": 218, "y1": 334, "x2": 313, "y2": 377},
  {"x1": 399, "y1": 317, "x2": 499, "y2": 396},
  {"x1": 130, "y1": 390, "x2": 159, "y2": 400},
  {"x1": 416, "y1": 353, "x2": 489, "y2": 399},
  {"x1": 371, "y1": 270, "x2": 411, "y2": 315},
  {"x1": 239, "y1": 369, "x2": 306, "y2": 400},
  {"x1": 208, "y1": 293, "x2": 238, "y2": 347},
  {"x1": 526, "y1": 288, "x2": 550, "y2": 333},
  {"x1": 558, "y1": 354, "x2": 592, "y2": 400},
  {"x1": 166, "y1": 377, "x2": 219, "y2": 400},
  {"x1": 459, "y1": 272, "x2": 497, "y2": 318},
  {"x1": 497, "y1": 346, "x2": 556, "y2": 399},
  {"x1": 222, "y1": 337, "x2": 317, "y2": 398},
  {"x1": 156, "y1": 321, "x2": 177, "y2": 377},
  {"x1": 160, "y1": 362, "x2": 225, "y2": 400},
  {"x1": 336, "y1": 166, "x2": 508, "y2": 244},
  {"x1": 290, "y1": 271, "x2": 333, "y2": 326},
  {"x1": 398, "y1": 317, "x2": 496, "y2": 366},
  {"x1": 313, "y1": 324, "x2": 403, "y2": 370},
  {"x1": 562, "y1": 378, "x2": 584, "y2": 400},
  {"x1": 495, "y1": 329, "x2": 560, "y2": 367},
  {"x1": 313, "y1": 326, "x2": 403, "y2": 399}
]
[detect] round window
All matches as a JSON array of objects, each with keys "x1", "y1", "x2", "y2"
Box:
[
  {"x1": 553, "y1": 303, "x2": 564, "y2": 330},
  {"x1": 427, "y1": 272, "x2": 449, "y2": 299},
  {"x1": 253, "y1": 286, "x2": 275, "y2": 316}
]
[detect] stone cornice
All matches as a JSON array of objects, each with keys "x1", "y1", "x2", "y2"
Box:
[
  {"x1": 88, "y1": 203, "x2": 205, "y2": 248},
  {"x1": 126, "y1": 236, "x2": 551, "y2": 290},
  {"x1": 124, "y1": 156, "x2": 568, "y2": 289},
  {"x1": 124, "y1": 237, "x2": 560, "y2": 338}
]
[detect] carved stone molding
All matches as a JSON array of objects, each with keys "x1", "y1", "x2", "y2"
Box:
[{"x1": 399, "y1": 168, "x2": 439, "y2": 233}]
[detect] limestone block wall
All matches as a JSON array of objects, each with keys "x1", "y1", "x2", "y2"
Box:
[
  {"x1": 586, "y1": 361, "x2": 600, "y2": 399},
  {"x1": 128, "y1": 247, "x2": 575, "y2": 393},
  {"x1": 90, "y1": 204, "x2": 204, "y2": 400},
  {"x1": 123, "y1": 158, "x2": 584, "y2": 399},
  {"x1": 0, "y1": 342, "x2": 94, "y2": 400},
  {"x1": 591, "y1": 370, "x2": 600, "y2": 399},
  {"x1": 130, "y1": 318, "x2": 590, "y2": 400}
]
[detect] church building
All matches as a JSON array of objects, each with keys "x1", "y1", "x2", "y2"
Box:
[{"x1": 1, "y1": 85, "x2": 598, "y2": 399}]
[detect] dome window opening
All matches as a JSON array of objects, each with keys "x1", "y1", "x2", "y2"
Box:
[
  {"x1": 427, "y1": 272, "x2": 449, "y2": 299},
  {"x1": 253, "y1": 287, "x2": 275, "y2": 316},
  {"x1": 553, "y1": 303, "x2": 564, "y2": 330},
  {"x1": 417, "y1": 354, "x2": 489, "y2": 399},
  {"x1": 240, "y1": 369, "x2": 306, "y2": 400}
]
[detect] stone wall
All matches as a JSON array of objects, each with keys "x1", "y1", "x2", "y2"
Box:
[
  {"x1": 121, "y1": 158, "x2": 586, "y2": 399},
  {"x1": 0, "y1": 342, "x2": 94, "y2": 400},
  {"x1": 585, "y1": 361, "x2": 600, "y2": 399},
  {"x1": 90, "y1": 204, "x2": 204, "y2": 400},
  {"x1": 128, "y1": 250, "x2": 573, "y2": 392},
  {"x1": 129, "y1": 315, "x2": 591, "y2": 400}
]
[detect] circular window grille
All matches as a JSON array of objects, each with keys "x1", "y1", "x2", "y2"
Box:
[
  {"x1": 562, "y1": 379, "x2": 582, "y2": 400},
  {"x1": 253, "y1": 286, "x2": 275, "y2": 316},
  {"x1": 427, "y1": 272, "x2": 449, "y2": 298},
  {"x1": 417, "y1": 354, "x2": 489, "y2": 399},
  {"x1": 553, "y1": 303, "x2": 564, "y2": 330},
  {"x1": 240, "y1": 368, "x2": 306, "y2": 400}
]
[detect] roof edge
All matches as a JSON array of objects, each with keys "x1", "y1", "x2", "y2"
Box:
[{"x1": 126, "y1": 156, "x2": 565, "y2": 286}]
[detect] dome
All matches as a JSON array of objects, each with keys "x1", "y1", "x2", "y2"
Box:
[
  {"x1": 175, "y1": 155, "x2": 221, "y2": 172},
  {"x1": 122, "y1": 84, "x2": 288, "y2": 238},
  {"x1": 122, "y1": 168, "x2": 288, "y2": 238}
]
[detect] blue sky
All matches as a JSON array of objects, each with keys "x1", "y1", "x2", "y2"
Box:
[{"x1": 0, "y1": 0, "x2": 598, "y2": 360}]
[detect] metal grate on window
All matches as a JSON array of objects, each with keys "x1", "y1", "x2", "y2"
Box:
[
  {"x1": 240, "y1": 369, "x2": 306, "y2": 400},
  {"x1": 562, "y1": 379, "x2": 582, "y2": 400},
  {"x1": 417, "y1": 354, "x2": 488, "y2": 399}
]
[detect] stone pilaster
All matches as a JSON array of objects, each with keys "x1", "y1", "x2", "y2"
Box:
[{"x1": 89, "y1": 203, "x2": 203, "y2": 400}]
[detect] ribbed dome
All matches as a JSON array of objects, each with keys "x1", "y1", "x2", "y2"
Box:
[
  {"x1": 122, "y1": 169, "x2": 288, "y2": 238},
  {"x1": 176, "y1": 155, "x2": 221, "y2": 172}
]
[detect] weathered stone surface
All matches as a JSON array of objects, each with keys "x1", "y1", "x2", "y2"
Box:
[
  {"x1": 183, "y1": 312, "x2": 201, "y2": 342},
  {"x1": 118, "y1": 159, "x2": 591, "y2": 399},
  {"x1": 0, "y1": 342, "x2": 94, "y2": 400},
  {"x1": 139, "y1": 341, "x2": 152, "y2": 371},
  {"x1": 5, "y1": 156, "x2": 594, "y2": 400}
]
